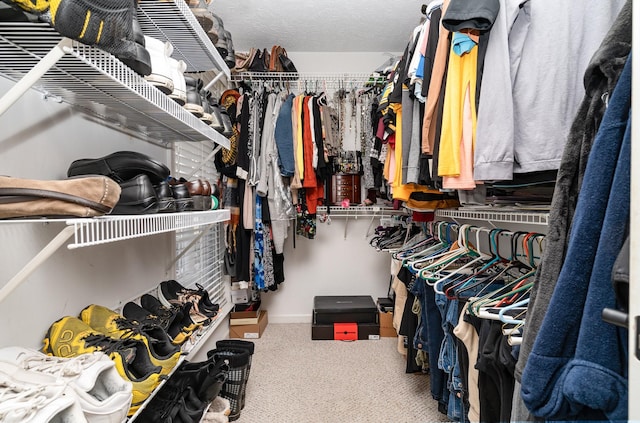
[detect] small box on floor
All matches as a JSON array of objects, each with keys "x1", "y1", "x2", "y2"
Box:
[
  {"x1": 378, "y1": 311, "x2": 396, "y2": 337},
  {"x1": 231, "y1": 281, "x2": 250, "y2": 304},
  {"x1": 229, "y1": 310, "x2": 268, "y2": 339}
]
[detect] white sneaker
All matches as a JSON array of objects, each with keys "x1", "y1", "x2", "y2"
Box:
[
  {"x1": 0, "y1": 361, "x2": 87, "y2": 423},
  {"x1": 168, "y1": 57, "x2": 187, "y2": 106},
  {"x1": 143, "y1": 35, "x2": 175, "y2": 95},
  {"x1": 0, "y1": 347, "x2": 132, "y2": 423}
]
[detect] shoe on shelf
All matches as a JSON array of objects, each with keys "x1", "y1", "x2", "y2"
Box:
[
  {"x1": 153, "y1": 180, "x2": 177, "y2": 213},
  {"x1": 122, "y1": 300, "x2": 192, "y2": 346},
  {"x1": 116, "y1": 14, "x2": 153, "y2": 77},
  {"x1": 184, "y1": 76, "x2": 205, "y2": 117},
  {"x1": 0, "y1": 346, "x2": 132, "y2": 423},
  {"x1": 169, "y1": 181, "x2": 196, "y2": 213},
  {"x1": 167, "y1": 57, "x2": 188, "y2": 106},
  {"x1": 200, "y1": 91, "x2": 214, "y2": 126},
  {"x1": 110, "y1": 174, "x2": 159, "y2": 215},
  {"x1": 67, "y1": 150, "x2": 170, "y2": 185},
  {"x1": 139, "y1": 294, "x2": 202, "y2": 342},
  {"x1": 222, "y1": 30, "x2": 236, "y2": 70},
  {"x1": 42, "y1": 316, "x2": 163, "y2": 416},
  {"x1": 143, "y1": 35, "x2": 175, "y2": 95},
  {"x1": 202, "y1": 180, "x2": 213, "y2": 210},
  {"x1": 219, "y1": 105, "x2": 234, "y2": 138},
  {"x1": 158, "y1": 279, "x2": 219, "y2": 318},
  {"x1": 186, "y1": 179, "x2": 208, "y2": 211},
  {"x1": 0, "y1": 361, "x2": 88, "y2": 423},
  {"x1": 79, "y1": 304, "x2": 182, "y2": 376},
  {"x1": 209, "y1": 97, "x2": 225, "y2": 134}
]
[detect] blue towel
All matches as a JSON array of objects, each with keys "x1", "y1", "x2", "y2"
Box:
[{"x1": 521, "y1": 54, "x2": 631, "y2": 420}]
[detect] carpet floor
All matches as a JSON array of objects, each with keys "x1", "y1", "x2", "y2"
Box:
[{"x1": 233, "y1": 323, "x2": 446, "y2": 423}]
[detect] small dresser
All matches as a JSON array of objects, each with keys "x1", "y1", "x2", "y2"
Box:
[{"x1": 329, "y1": 173, "x2": 361, "y2": 205}]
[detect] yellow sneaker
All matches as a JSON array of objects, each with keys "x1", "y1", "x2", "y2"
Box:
[
  {"x1": 80, "y1": 304, "x2": 182, "y2": 375},
  {"x1": 42, "y1": 316, "x2": 163, "y2": 416}
]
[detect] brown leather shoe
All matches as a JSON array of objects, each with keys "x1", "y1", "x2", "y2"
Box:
[
  {"x1": 202, "y1": 180, "x2": 212, "y2": 210},
  {"x1": 186, "y1": 179, "x2": 206, "y2": 210}
]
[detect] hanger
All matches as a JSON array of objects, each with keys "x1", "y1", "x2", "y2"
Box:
[{"x1": 498, "y1": 298, "x2": 529, "y2": 325}]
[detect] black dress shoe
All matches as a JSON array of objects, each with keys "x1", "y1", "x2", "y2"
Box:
[
  {"x1": 116, "y1": 14, "x2": 153, "y2": 77},
  {"x1": 184, "y1": 76, "x2": 204, "y2": 117},
  {"x1": 67, "y1": 151, "x2": 170, "y2": 184},
  {"x1": 219, "y1": 106, "x2": 234, "y2": 138},
  {"x1": 153, "y1": 180, "x2": 177, "y2": 213},
  {"x1": 111, "y1": 174, "x2": 159, "y2": 215},
  {"x1": 170, "y1": 183, "x2": 194, "y2": 212}
]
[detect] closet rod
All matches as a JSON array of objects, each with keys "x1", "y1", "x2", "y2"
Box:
[{"x1": 228, "y1": 72, "x2": 387, "y2": 88}]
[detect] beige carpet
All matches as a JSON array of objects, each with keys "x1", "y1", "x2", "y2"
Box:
[{"x1": 234, "y1": 323, "x2": 446, "y2": 423}]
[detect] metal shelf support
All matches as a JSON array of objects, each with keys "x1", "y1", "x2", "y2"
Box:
[
  {"x1": 0, "y1": 225, "x2": 74, "y2": 304},
  {"x1": 0, "y1": 37, "x2": 71, "y2": 117}
]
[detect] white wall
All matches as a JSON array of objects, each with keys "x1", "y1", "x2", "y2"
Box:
[{"x1": 286, "y1": 51, "x2": 399, "y2": 73}]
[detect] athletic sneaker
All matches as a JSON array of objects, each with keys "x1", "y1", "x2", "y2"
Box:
[
  {"x1": 123, "y1": 299, "x2": 194, "y2": 346},
  {"x1": 158, "y1": 280, "x2": 219, "y2": 318},
  {"x1": 0, "y1": 346, "x2": 132, "y2": 423},
  {"x1": 0, "y1": 361, "x2": 87, "y2": 422},
  {"x1": 80, "y1": 304, "x2": 182, "y2": 375},
  {"x1": 42, "y1": 316, "x2": 163, "y2": 416}
]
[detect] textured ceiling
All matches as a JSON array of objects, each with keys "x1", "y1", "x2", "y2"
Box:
[{"x1": 211, "y1": 0, "x2": 427, "y2": 53}]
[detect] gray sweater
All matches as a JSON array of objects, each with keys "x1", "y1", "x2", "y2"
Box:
[{"x1": 474, "y1": 0, "x2": 626, "y2": 181}]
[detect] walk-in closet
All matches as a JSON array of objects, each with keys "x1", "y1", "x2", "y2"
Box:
[{"x1": 0, "y1": 0, "x2": 636, "y2": 422}]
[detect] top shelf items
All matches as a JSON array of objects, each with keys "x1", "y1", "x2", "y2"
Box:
[{"x1": 0, "y1": 0, "x2": 230, "y2": 147}]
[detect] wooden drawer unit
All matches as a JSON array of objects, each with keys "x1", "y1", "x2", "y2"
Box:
[{"x1": 329, "y1": 173, "x2": 361, "y2": 205}]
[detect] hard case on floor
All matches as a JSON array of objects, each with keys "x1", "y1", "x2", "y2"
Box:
[
  {"x1": 311, "y1": 322, "x2": 380, "y2": 340},
  {"x1": 312, "y1": 295, "x2": 378, "y2": 324}
]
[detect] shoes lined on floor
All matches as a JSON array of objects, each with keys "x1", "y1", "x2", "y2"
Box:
[
  {"x1": 42, "y1": 316, "x2": 163, "y2": 416},
  {"x1": 17, "y1": 281, "x2": 227, "y2": 420}
]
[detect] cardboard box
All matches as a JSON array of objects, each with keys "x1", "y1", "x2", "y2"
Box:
[
  {"x1": 379, "y1": 311, "x2": 397, "y2": 338},
  {"x1": 230, "y1": 303, "x2": 261, "y2": 325},
  {"x1": 229, "y1": 310, "x2": 268, "y2": 339}
]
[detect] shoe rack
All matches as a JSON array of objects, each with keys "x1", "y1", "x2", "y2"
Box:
[{"x1": 0, "y1": 0, "x2": 230, "y2": 147}]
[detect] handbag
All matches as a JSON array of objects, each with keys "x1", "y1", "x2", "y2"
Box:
[
  {"x1": 278, "y1": 48, "x2": 298, "y2": 74},
  {"x1": 0, "y1": 175, "x2": 122, "y2": 219}
]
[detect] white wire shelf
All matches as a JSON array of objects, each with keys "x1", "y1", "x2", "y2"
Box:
[
  {"x1": 0, "y1": 23, "x2": 230, "y2": 148},
  {"x1": 316, "y1": 205, "x2": 409, "y2": 218},
  {"x1": 65, "y1": 209, "x2": 230, "y2": 249},
  {"x1": 137, "y1": 0, "x2": 230, "y2": 76},
  {"x1": 435, "y1": 208, "x2": 549, "y2": 226}
]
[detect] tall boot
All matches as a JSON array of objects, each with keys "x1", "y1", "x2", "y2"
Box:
[
  {"x1": 207, "y1": 348, "x2": 250, "y2": 421},
  {"x1": 215, "y1": 340, "x2": 254, "y2": 409}
]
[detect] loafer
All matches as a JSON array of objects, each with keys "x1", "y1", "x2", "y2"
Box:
[
  {"x1": 67, "y1": 151, "x2": 170, "y2": 184},
  {"x1": 153, "y1": 180, "x2": 177, "y2": 213},
  {"x1": 202, "y1": 180, "x2": 212, "y2": 210},
  {"x1": 186, "y1": 179, "x2": 206, "y2": 211},
  {"x1": 111, "y1": 174, "x2": 159, "y2": 215},
  {"x1": 171, "y1": 183, "x2": 194, "y2": 212}
]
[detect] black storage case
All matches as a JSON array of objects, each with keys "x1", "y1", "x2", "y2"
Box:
[
  {"x1": 311, "y1": 322, "x2": 380, "y2": 340},
  {"x1": 312, "y1": 295, "x2": 378, "y2": 324}
]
